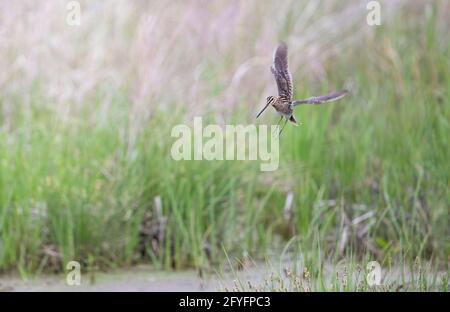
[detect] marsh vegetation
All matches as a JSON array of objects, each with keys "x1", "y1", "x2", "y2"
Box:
[{"x1": 0, "y1": 0, "x2": 448, "y2": 290}]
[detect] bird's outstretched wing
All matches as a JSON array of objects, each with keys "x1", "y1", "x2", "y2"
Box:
[
  {"x1": 292, "y1": 90, "x2": 348, "y2": 106},
  {"x1": 271, "y1": 43, "x2": 293, "y2": 101}
]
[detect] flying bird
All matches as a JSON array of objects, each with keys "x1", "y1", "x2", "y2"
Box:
[{"x1": 256, "y1": 43, "x2": 348, "y2": 135}]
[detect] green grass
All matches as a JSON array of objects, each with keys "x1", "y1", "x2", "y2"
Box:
[{"x1": 0, "y1": 2, "x2": 448, "y2": 289}]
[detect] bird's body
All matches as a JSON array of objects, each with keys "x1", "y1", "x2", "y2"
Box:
[
  {"x1": 256, "y1": 43, "x2": 348, "y2": 135},
  {"x1": 266, "y1": 95, "x2": 297, "y2": 123}
]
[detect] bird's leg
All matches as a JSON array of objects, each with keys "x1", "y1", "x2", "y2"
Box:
[
  {"x1": 278, "y1": 118, "x2": 289, "y2": 137},
  {"x1": 273, "y1": 116, "x2": 283, "y2": 136}
]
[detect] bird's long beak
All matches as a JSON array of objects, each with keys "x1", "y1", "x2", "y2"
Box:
[{"x1": 256, "y1": 103, "x2": 270, "y2": 119}]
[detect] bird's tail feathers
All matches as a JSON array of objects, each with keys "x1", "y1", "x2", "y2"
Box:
[{"x1": 289, "y1": 115, "x2": 298, "y2": 125}]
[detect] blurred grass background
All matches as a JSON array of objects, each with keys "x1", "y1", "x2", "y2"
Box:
[{"x1": 0, "y1": 0, "x2": 448, "y2": 280}]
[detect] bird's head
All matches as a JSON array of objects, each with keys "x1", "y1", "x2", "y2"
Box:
[{"x1": 256, "y1": 96, "x2": 275, "y2": 119}]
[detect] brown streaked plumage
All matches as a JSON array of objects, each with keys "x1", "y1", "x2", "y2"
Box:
[{"x1": 256, "y1": 43, "x2": 349, "y2": 135}]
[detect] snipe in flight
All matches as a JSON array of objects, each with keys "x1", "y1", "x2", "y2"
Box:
[{"x1": 256, "y1": 43, "x2": 348, "y2": 135}]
